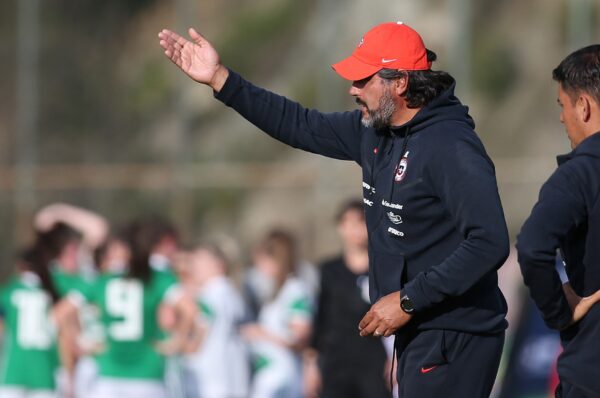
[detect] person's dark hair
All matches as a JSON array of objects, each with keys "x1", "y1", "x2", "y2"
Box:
[
  {"x1": 377, "y1": 49, "x2": 454, "y2": 108},
  {"x1": 335, "y1": 199, "x2": 365, "y2": 223},
  {"x1": 35, "y1": 222, "x2": 82, "y2": 261},
  {"x1": 93, "y1": 231, "x2": 128, "y2": 270},
  {"x1": 23, "y1": 223, "x2": 81, "y2": 302},
  {"x1": 254, "y1": 229, "x2": 298, "y2": 295},
  {"x1": 94, "y1": 236, "x2": 112, "y2": 269},
  {"x1": 19, "y1": 247, "x2": 60, "y2": 303},
  {"x1": 124, "y1": 217, "x2": 179, "y2": 283},
  {"x1": 552, "y1": 44, "x2": 600, "y2": 104}
]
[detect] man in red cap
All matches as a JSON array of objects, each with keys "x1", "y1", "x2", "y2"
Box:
[{"x1": 159, "y1": 22, "x2": 509, "y2": 397}]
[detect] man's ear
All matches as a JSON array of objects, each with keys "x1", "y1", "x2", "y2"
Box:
[
  {"x1": 395, "y1": 73, "x2": 409, "y2": 97},
  {"x1": 578, "y1": 95, "x2": 591, "y2": 123}
]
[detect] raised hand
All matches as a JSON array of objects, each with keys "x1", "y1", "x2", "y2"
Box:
[{"x1": 158, "y1": 28, "x2": 229, "y2": 91}]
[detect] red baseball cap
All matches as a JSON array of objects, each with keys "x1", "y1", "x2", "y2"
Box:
[{"x1": 332, "y1": 21, "x2": 431, "y2": 81}]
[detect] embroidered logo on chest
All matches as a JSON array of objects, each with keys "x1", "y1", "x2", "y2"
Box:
[
  {"x1": 387, "y1": 211, "x2": 402, "y2": 224},
  {"x1": 394, "y1": 151, "x2": 410, "y2": 182}
]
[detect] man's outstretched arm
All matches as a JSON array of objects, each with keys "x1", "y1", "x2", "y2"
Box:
[{"x1": 157, "y1": 27, "x2": 363, "y2": 163}]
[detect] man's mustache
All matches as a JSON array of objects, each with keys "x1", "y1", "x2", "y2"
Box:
[{"x1": 356, "y1": 98, "x2": 367, "y2": 107}]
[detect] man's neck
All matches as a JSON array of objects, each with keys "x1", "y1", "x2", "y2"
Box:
[{"x1": 390, "y1": 106, "x2": 421, "y2": 127}]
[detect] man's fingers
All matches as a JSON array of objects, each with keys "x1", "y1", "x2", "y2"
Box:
[
  {"x1": 359, "y1": 323, "x2": 377, "y2": 337},
  {"x1": 188, "y1": 27, "x2": 207, "y2": 45},
  {"x1": 159, "y1": 40, "x2": 175, "y2": 53},
  {"x1": 159, "y1": 34, "x2": 177, "y2": 52},
  {"x1": 161, "y1": 28, "x2": 190, "y2": 47},
  {"x1": 358, "y1": 311, "x2": 373, "y2": 331},
  {"x1": 164, "y1": 49, "x2": 182, "y2": 68},
  {"x1": 359, "y1": 318, "x2": 380, "y2": 337},
  {"x1": 383, "y1": 328, "x2": 395, "y2": 338},
  {"x1": 160, "y1": 34, "x2": 184, "y2": 51}
]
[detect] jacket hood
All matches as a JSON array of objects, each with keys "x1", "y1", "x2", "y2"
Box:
[
  {"x1": 557, "y1": 131, "x2": 600, "y2": 165},
  {"x1": 385, "y1": 80, "x2": 474, "y2": 136}
]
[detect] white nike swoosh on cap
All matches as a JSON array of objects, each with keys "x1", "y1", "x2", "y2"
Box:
[{"x1": 381, "y1": 58, "x2": 398, "y2": 63}]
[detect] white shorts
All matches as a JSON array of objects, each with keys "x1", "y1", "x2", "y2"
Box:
[
  {"x1": 250, "y1": 367, "x2": 302, "y2": 398},
  {"x1": 73, "y1": 357, "x2": 99, "y2": 398},
  {"x1": 0, "y1": 387, "x2": 57, "y2": 398},
  {"x1": 90, "y1": 378, "x2": 166, "y2": 398}
]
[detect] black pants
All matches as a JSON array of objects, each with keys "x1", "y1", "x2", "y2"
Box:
[{"x1": 395, "y1": 329, "x2": 504, "y2": 398}]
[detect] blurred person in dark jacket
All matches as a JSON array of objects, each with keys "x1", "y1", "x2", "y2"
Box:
[
  {"x1": 159, "y1": 21, "x2": 509, "y2": 397},
  {"x1": 517, "y1": 45, "x2": 600, "y2": 398},
  {"x1": 307, "y1": 199, "x2": 389, "y2": 398}
]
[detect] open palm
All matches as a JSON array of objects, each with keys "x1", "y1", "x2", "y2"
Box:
[{"x1": 158, "y1": 28, "x2": 221, "y2": 85}]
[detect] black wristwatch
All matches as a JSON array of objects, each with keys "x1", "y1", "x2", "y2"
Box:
[{"x1": 400, "y1": 294, "x2": 415, "y2": 314}]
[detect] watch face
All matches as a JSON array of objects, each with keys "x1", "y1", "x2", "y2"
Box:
[{"x1": 401, "y1": 296, "x2": 414, "y2": 313}]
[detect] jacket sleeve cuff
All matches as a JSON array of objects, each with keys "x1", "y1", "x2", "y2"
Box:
[
  {"x1": 401, "y1": 279, "x2": 435, "y2": 313},
  {"x1": 547, "y1": 309, "x2": 574, "y2": 331},
  {"x1": 214, "y1": 68, "x2": 242, "y2": 104},
  {"x1": 541, "y1": 293, "x2": 574, "y2": 330}
]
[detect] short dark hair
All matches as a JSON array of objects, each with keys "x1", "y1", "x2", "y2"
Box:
[
  {"x1": 377, "y1": 49, "x2": 454, "y2": 108},
  {"x1": 553, "y1": 45, "x2": 600, "y2": 104}
]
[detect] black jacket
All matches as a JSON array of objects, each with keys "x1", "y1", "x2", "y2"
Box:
[
  {"x1": 216, "y1": 70, "x2": 509, "y2": 333},
  {"x1": 517, "y1": 132, "x2": 600, "y2": 393},
  {"x1": 312, "y1": 256, "x2": 388, "y2": 370}
]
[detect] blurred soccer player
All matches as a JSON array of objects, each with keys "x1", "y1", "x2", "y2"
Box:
[
  {"x1": 0, "y1": 248, "x2": 77, "y2": 398},
  {"x1": 179, "y1": 243, "x2": 249, "y2": 398},
  {"x1": 241, "y1": 230, "x2": 313, "y2": 398},
  {"x1": 81, "y1": 223, "x2": 198, "y2": 398},
  {"x1": 33, "y1": 204, "x2": 109, "y2": 395}
]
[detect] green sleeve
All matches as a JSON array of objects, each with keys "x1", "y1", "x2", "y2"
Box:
[
  {"x1": 75, "y1": 277, "x2": 95, "y2": 302},
  {"x1": 0, "y1": 278, "x2": 16, "y2": 313},
  {"x1": 151, "y1": 271, "x2": 178, "y2": 303},
  {"x1": 51, "y1": 270, "x2": 69, "y2": 297}
]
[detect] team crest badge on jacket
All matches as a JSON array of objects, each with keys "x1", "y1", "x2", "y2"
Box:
[{"x1": 395, "y1": 152, "x2": 409, "y2": 182}]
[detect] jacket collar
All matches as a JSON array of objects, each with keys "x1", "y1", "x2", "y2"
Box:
[{"x1": 557, "y1": 131, "x2": 600, "y2": 166}]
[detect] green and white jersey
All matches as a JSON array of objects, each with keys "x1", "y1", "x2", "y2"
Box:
[
  {"x1": 51, "y1": 266, "x2": 104, "y2": 349},
  {"x1": 184, "y1": 276, "x2": 249, "y2": 398},
  {"x1": 249, "y1": 277, "x2": 312, "y2": 398},
  {"x1": 149, "y1": 255, "x2": 178, "y2": 286},
  {"x1": 252, "y1": 277, "x2": 312, "y2": 368},
  {"x1": 90, "y1": 270, "x2": 178, "y2": 380},
  {"x1": 51, "y1": 266, "x2": 94, "y2": 303},
  {"x1": 0, "y1": 272, "x2": 59, "y2": 390}
]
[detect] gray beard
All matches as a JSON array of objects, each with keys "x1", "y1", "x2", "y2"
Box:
[{"x1": 360, "y1": 89, "x2": 396, "y2": 129}]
